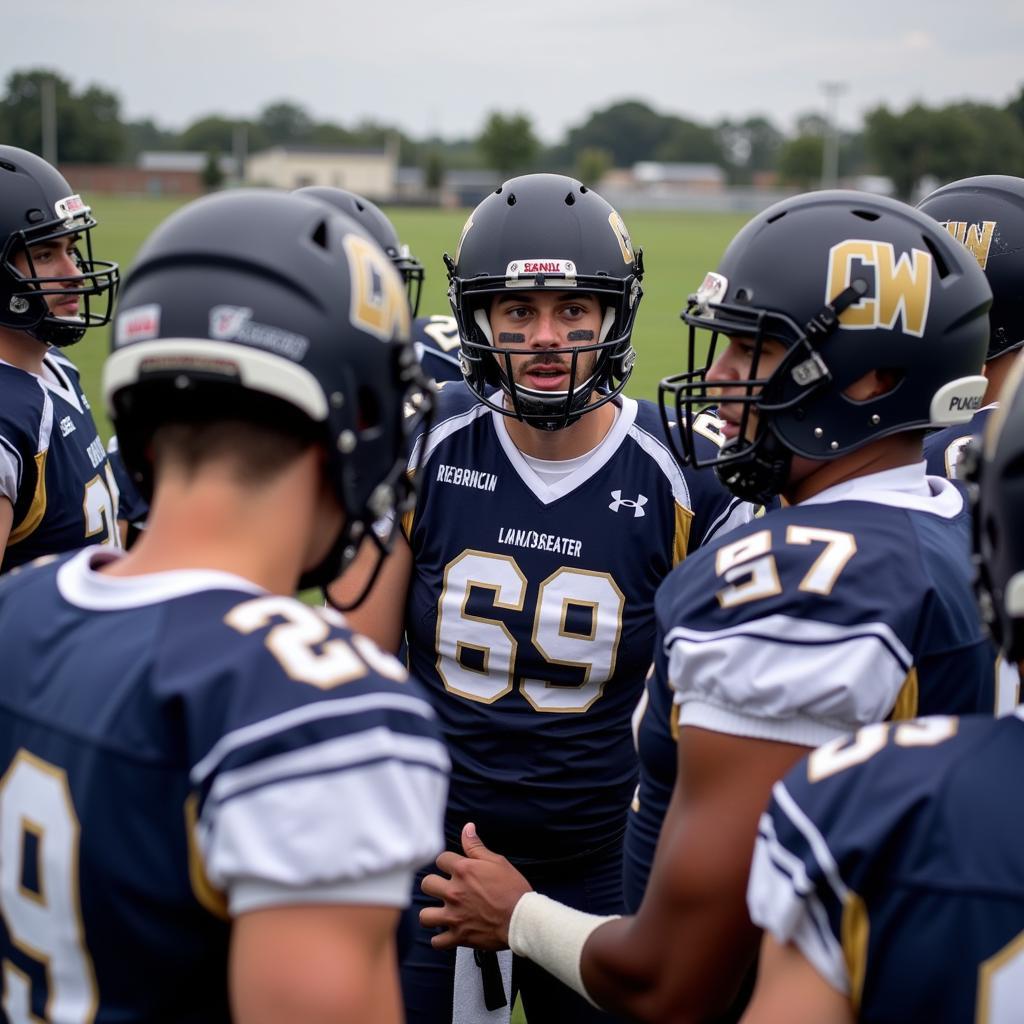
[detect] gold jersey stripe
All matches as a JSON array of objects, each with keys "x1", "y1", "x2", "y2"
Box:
[{"x1": 8, "y1": 449, "x2": 48, "y2": 545}]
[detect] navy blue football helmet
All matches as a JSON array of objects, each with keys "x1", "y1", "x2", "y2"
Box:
[
  {"x1": 0, "y1": 145, "x2": 119, "y2": 346},
  {"x1": 294, "y1": 186, "x2": 424, "y2": 316},
  {"x1": 446, "y1": 173, "x2": 643, "y2": 431},
  {"x1": 104, "y1": 189, "x2": 432, "y2": 592},
  {"x1": 962, "y1": 355, "x2": 1024, "y2": 663},
  {"x1": 917, "y1": 174, "x2": 1024, "y2": 361},
  {"x1": 660, "y1": 190, "x2": 992, "y2": 504}
]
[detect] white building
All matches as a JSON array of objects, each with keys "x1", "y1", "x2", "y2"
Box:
[{"x1": 245, "y1": 143, "x2": 399, "y2": 199}]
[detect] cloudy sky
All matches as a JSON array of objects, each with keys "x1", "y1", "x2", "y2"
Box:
[{"x1": 7, "y1": 0, "x2": 1023, "y2": 142}]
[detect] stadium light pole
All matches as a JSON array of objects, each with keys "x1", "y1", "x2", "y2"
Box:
[
  {"x1": 41, "y1": 76, "x2": 58, "y2": 166},
  {"x1": 821, "y1": 81, "x2": 846, "y2": 190}
]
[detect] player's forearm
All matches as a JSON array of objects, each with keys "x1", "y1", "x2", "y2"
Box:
[
  {"x1": 583, "y1": 915, "x2": 734, "y2": 1024},
  {"x1": 506, "y1": 896, "x2": 691, "y2": 1023},
  {"x1": 508, "y1": 893, "x2": 750, "y2": 1024}
]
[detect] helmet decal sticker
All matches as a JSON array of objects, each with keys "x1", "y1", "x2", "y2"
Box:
[
  {"x1": 940, "y1": 220, "x2": 997, "y2": 270},
  {"x1": 208, "y1": 304, "x2": 310, "y2": 361},
  {"x1": 608, "y1": 210, "x2": 635, "y2": 264},
  {"x1": 114, "y1": 304, "x2": 161, "y2": 346},
  {"x1": 826, "y1": 240, "x2": 933, "y2": 338},
  {"x1": 455, "y1": 212, "x2": 474, "y2": 265},
  {"x1": 343, "y1": 232, "x2": 411, "y2": 342},
  {"x1": 504, "y1": 259, "x2": 577, "y2": 286},
  {"x1": 694, "y1": 272, "x2": 729, "y2": 313}
]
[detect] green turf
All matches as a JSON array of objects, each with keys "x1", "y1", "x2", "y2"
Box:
[{"x1": 75, "y1": 194, "x2": 751, "y2": 441}]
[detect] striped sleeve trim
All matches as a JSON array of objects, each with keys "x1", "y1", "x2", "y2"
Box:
[
  {"x1": 747, "y1": 789, "x2": 851, "y2": 995},
  {"x1": 626, "y1": 421, "x2": 693, "y2": 511},
  {"x1": 666, "y1": 615, "x2": 914, "y2": 734},
  {"x1": 664, "y1": 615, "x2": 912, "y2": 670},
  {"x1": 190, "y1": 691, "x2": 439, "y2": 785},
  {"x1": 200, "y1": 754, "x2": 448, "y2": 900},
  {"x1": 0, "y1": 434, "x2": 22, "y2": 503},
  {"x1": 409, "y1": 401, "x2": 489, "y2": 471},
  {"x1": 203, "y1": 726, "x2": 449, "y2": 812}
]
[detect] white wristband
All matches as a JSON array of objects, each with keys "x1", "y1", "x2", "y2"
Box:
[{"x1": 507, "y1": 891, "x2": 620, "y2": 1007}]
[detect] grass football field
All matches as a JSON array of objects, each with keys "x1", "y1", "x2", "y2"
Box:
[
  {"x1": 75, "y1": 194, "x2": 752, "y2": 441},
  {"x1": 77, "y1": 196, "x2": 750, "y2": 1024}
]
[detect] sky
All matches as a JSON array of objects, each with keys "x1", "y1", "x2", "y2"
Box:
[{"x1": 6, "y1": 0, "x2": 1024, "y2": 144}]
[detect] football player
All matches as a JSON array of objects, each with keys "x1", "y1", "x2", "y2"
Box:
[
  {"x1": 741, "y1": 352, "x2": 1024, "y2": 1024},
  {"x1": 917, "y1": 175, "x2": 1024, "y2": 716},
  {"x1": 294, "y1": 185, "x2": 463, "y2": 384},
  {"x1": 0, "y1": 190, "x2": 449, "y2": 1022},
  {"x1": 419, "y1": 190, "x2": 995, "y2": 1021},
  {"x1": 0, "y1": 146, "x2": 120, "y2": 572},
  {"x1": 919, "y1": 175, "x2": 1024, "y2": 480},
  {"x1": 332, "y1": 173, "x2": 753, "y2": 1024}
]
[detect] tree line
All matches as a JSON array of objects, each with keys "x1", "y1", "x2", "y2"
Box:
[{"x1": 4, "y1": 68, "x2": 1024, "y2": 198}]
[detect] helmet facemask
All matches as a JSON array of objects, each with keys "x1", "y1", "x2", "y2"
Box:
[
  {"x1": 451, "y1": 264, "x2": 640, "y2": 432},
  {"x1": 659, "y1": 280, "x2": 858, "y2": 504},
  {"x1": 1, "y1": 203, "x2": 119, "y2": 346},
  {"x1": 392, "y1": 244, "x2": 424, "y2": 317}
]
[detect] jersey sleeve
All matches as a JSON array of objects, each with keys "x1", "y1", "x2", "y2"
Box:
[
  {"x1": 0, "y1": 434, "x2": 21, "y2": 504},
  {"x1": 746, "y1": 717, "x2": 965, "y2": 996},
  {"x1": 177, "y1": 597, "x2": 450, "y2": 914},
  {"x1": 413, "y1": 314, "x2": 464, "y2": 384},
  {"x1": 658, "y1": 512, "x2": 920, "y2": 747},
  {"x1": 0, "y1": 374, "x2": 48, "y2": 527}
]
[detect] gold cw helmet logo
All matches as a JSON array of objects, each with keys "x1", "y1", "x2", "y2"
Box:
[
  {"x1": 608, "y1": 210, "x2": 635, "y2": 264},
  {"x1": 825, "y1": 239, "x2": 933, "y2": 338},
  {"x1": 939, "y1": 220, "x2": 997, "y2": 270},
  {"x1": 343, "y1": 233, "x2": 411, "y2": 342}
]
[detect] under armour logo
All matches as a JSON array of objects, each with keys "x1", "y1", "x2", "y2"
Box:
[{"x1": 609, "y1": 490, "x2": 648, "y2": 517}]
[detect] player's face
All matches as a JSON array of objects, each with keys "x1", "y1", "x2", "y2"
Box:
[
  {"x1": 488, "y1": 291, "x2": 604, "y2": 393},
  {"x1": 12, "y1": 235, "x2": 83, "y2": 318},
  {"x1": 705, "y1": 335, "x2": 787, "y2": 443}
]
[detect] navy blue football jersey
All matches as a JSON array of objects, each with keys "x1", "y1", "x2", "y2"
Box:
[
  {"x1": 622, "y1": 465, "x2": 995, "y2": 905},
  {"x1": 0, "y1": 352, "x2": 120, "y2": 573},
  {"x1": 413, "y1": 314, "x2": 464, "y2": 384},
  {"x1": 0, "y1": 548, "x2": 449, "y2": 1022},
  {"x1": 923, "y1": 404, "x2": 996, "y2": 479},
  {"x1": 922, "y1": 409, "x2": 1020, "y2": 714},
  {"x1": 403, "y1": 384, "x2": 749, "y2": 862},
  {"x1": 749, "y1": 712, "x2": 1024, "y2": 1022}
]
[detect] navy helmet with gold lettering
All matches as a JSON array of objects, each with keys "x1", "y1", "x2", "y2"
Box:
[
  {"x1": 0, "y1": 144, "x2": 119, "y2": 346},
  {"x1": 294, "y1": 186, "x2": 424, "y2": 316},
  {"x1": 660, "y1": 190, "x2": 992, "y2": 504},
  {"x1": 446, "y1": 173, "x2": 643, "y2": 431},
  {"x1": 103, "y1": 189, "x2": 432, "y2": 591},
  {"x1": 916, "y1": 174, "x2": 1024, "y2": 361},
  {"x1": 963, "y1": 354, "x2": 1024, "y2": 663}
]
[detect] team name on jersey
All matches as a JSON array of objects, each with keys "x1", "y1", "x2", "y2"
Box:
[
  {"x1": 86, "y1": 435, "x2": 106, "y2": 469},
  {"x1": 497, "y1": 526, "x2": 582, "y2": 558},
  {"x1": 436, "y1": 463, "x2": 498, "y2": 492}
]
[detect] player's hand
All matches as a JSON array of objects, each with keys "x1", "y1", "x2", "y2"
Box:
[{"x1": 419, "y1": 822, "x2": 533, "y2": 951}]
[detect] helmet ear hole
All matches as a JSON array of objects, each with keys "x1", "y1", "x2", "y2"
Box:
[{"x1": 356, "y1": 384, "x2": 383, "y2": 438}]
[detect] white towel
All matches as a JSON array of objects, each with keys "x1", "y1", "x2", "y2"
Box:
[{"x1": 452, "y1": 946, "x2": 513, "y2": 1024}]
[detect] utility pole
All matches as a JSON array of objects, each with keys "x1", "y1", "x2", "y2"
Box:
[
  {"x1": 41, "y1": 76, "x2": 58, "y2": 165},
  {"x1": 821, "y1": 81, "x2": 846, "y2": 190},
  {"x1": 232, "y1": 123, "x2": 248, "y2": 185}
]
